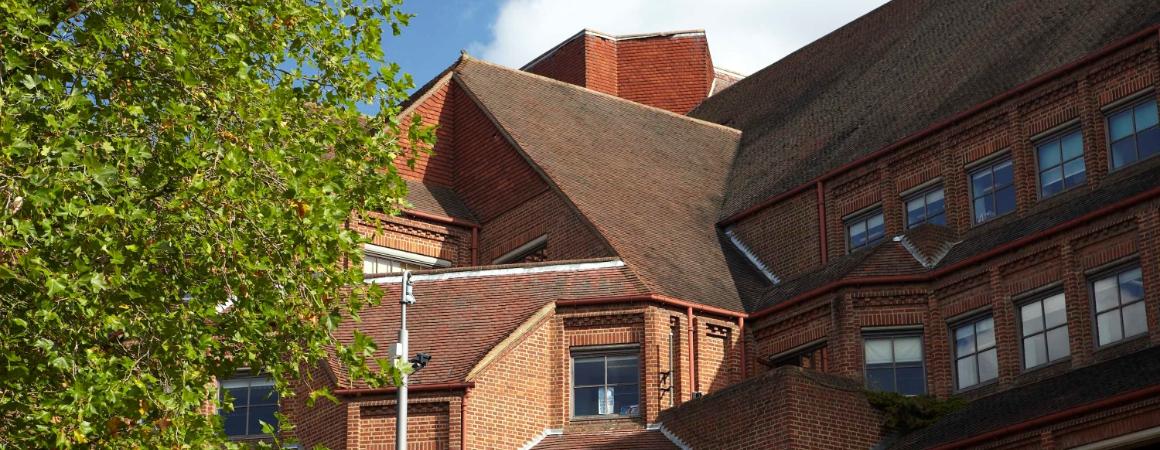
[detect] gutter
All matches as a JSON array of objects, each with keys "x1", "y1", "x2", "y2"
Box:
[{"x1": 719, "y1": 24, "x2": 1160, "y2": 227}]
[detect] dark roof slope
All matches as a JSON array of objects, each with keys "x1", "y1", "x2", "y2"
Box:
[
  {"x1": 331, "y1": 260, "x2": 645, "y2": 387},
  {"x1": 893, "y1": 345, "x2": 1160, "y2": 449},
  {"x1": 404, "y1": 179, "x2": 476, "y2": 221},
  {"x1": 454, "y1": 57, "x2": 763, "y2": 311},
  {"x1": 691, "y1": 0, "x2": 1160, "y2": 219},
  {"x1": 534, "y1": 429, "x2": 680, "y2": 450}
]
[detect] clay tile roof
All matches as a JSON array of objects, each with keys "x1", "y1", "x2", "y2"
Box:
[
  {"x1": 403, "y1": 179, "x2": 476, "y2": 221},
  {"x1": 331, "y1": 260, "x2": 646, "y2": 387},
  {"x1": 899, "y1": 224, "x2": 959, "y2": 268},
  {"x1": 892, "y1": 345, "x2": 1160, "y2": 449},
  {"x1": 533, "y1": 429, "x2": 680, "y2": 450},
  {"x1": 453, "y1": 57, "x2": 765, "y2": 312},
  {"x1": 691, "y1": 0, "x2": 1160, "y2": 219}
]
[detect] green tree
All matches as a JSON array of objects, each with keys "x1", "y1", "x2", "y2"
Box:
[{"x1": 0, "y1": 1, "x2": 431, "y2": 447}]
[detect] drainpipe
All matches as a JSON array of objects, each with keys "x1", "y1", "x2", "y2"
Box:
[
  {"x1": 686, "y1": 306, "x2": 698, "y2": 398},
  {"x1": 816, "y1": 181, "x2": 827, "y2": 265},
  {"x1": 738, "y1": 317, "x2": 747, "y2": 380},
  {"x1": 470, "y1": 227, "x2": 478, "y2": 266}
]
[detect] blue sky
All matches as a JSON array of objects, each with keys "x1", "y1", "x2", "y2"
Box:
[{"x1": 380, "y1": 1, "x2": 888, "y2": 110}]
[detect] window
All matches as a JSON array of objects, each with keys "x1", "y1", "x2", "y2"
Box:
[
  {"x1": 219, "y1": 375, "x2": 278, "y2": 438},
  {"x1": 1036, "y1": 129, "x2": 1086, "y2": 198},
  {"x1": 772, "y1": 343, "x2": 828, "y2": 372},
  {"x1": 904, "y1": 186, "x2": 946, "y2": 229},
  {"x1": 864, "y1": 334, "x2": 925, "y2": 395},
  {"x1": 572, "y1": 350, "x2": 639, "y2": 417},
  {"x1": 1092, "y1": 266, "x2": 1147, "y2": 347},
  {"x1": 953, "y1": 315, "x2": 997, "y2": 389},
  {"x1": 969, "y1": 158, "x2": 1015, "y2": 224},
  {"x1": 1019, "y1": 292, "x2": 1070, "y2": 369},
  {"x1": 846, "y1": 208, "x2": 885, "y2": 252},
  {"x1": 361, "y1": 244, "x2": 449, "y2": 276},
  {"x1": 1107, "y1": 97, "x2": 1160, "y2": 169}
]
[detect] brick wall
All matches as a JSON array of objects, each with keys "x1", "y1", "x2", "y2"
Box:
[
  {"x1": 476, "y1": 190, "x2": 612, "y2": 264},
  {"x1": 396, "y1": 79, "x2": 456, "y2": 186},
  {"x1": 525, "y1": 34, "x2": 588, "y2": 90},
  {"x1": 731, "y1": 189, "x2": 821, "y2": 281},
  {"x1": 658, "y1": 366, "x2": 883, "y2": 450},
  {"x1": 283, "y1": 363, "x2": 348, "y2": 449},
  {"x1": 345, "y1": 392, "x2": 464, "y2": 450},
  {"x1": 352, "y1": 212, "x2": 473, "y2": 267},
  {"x1": 466, "y1": 316, "x2": 556, "y2": 449}
]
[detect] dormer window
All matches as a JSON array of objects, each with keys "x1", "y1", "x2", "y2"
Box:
[
  {"x1": 845, "y1": 208, "x2": 885, "y2": 253},
  {"x1": 362, "y1": 244, "x2": 451, "y2": 276}
]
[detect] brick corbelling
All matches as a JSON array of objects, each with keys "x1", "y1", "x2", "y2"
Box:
[
  {"x1": 346, "y1": 393, "x2": 464, "y2": 450},
  {"x1": 351, "y1": 213, "x2": 473, "y2": 267}
]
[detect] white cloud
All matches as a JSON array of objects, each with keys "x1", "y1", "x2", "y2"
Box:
[{"x1": 474, "y1": 0, "x2": 889, "y2": 75}]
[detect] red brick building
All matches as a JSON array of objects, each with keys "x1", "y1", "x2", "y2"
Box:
[{"x1": 222, "y1": 1, "x2": 1160, "y2": 448}]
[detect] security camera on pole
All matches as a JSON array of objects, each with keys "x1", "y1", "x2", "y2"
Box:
[{"x1": 393, "y1": 271, "x2": 431, "y2": 450}]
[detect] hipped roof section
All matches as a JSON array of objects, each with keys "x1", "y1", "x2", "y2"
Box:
[{"x1": 449, "y1": 56, "x2": 760, "y2": 312}]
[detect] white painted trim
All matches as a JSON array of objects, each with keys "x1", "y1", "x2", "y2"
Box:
[
  {"x1": 1071, "y1": 425, "x2": 1160, "y2": 449},
  {"x1": 493, "y1": 235, "x2": 548, "y2": 264},
  {"x1": 364, "y1": 243, "x2": 451, "y2": 268},
  {"x1": 366, "y1": 259, "x2": 624, "y2": 284},
  {"x1": 652, "y1": 423, "x2": 693, "y2": 450},
  {"x1": 518, "y1": 428, "x2": 563, "y2": 450},
  {"x1": 725, "y1": 227, "x2": 780, "y2": 284}
]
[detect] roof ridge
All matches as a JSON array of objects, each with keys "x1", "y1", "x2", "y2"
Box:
[{"x1": 462, "y1": 55, "x2": 741, "y2": 135}]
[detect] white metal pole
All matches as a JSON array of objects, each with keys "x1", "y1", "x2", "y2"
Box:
[{"x1": 397, "y1": 271, "x2": 413, "y2": 450}]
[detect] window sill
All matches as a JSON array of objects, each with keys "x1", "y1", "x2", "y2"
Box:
[
  {"x1": 953, "y1": 378, "x2": 999, "y2": 396},
  {"x1": 1093, "y1": 333, "x2": 1150, "y2": 359},
  {"x1": 570, "y1": 414, "x2": 641, "y2": 422}
]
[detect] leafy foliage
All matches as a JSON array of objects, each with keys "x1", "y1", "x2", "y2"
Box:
[
  {"x1": 865, "y1": 390, "x2": 967, "y2": 435},
  {"x1": 0, "y1": 0, "x2": 432, "y2": 447}
]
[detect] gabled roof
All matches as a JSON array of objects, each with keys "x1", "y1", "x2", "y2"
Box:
[
  {"x1": 691, "y1": 0, "x2": 1160, "y2": 219},
  {"x1": 330, "y1": 259, "x2": 645, "y2": 387},
  {"x1": 452, "y1": 57, "x2": 764, "y2": 311}
]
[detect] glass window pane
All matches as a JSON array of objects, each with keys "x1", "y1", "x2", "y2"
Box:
[
  {"x1": 574, "y1": 387, "x2": 600, "y2": 416},
  {"x1": 893, "y1": 337, "x2": 923, "y2": 363},
  {"x1": 1037, "y1": 141, "x2": 1061, "y2": 169},
  {"x1": 1119, "y1": 268, "x2": 1144, "y2": 304},
  {"x1": 974, "y1": 196, "x2": 992, "y2": 223},
  {"x1": 995, "y1": 186, "x2": 1016, "y2": 216},
  {"x1": 927, "y1": 190, "x2": 945, "y2": 215},
  {"x1": 248, "y1": 386, "x2": 277, "y2": 406},
  {"x1": 1021, "y1": 301, "x2": 1044, "y2": 335},
  {"x1": 971, "y1": 170, "x2": 992, "y2": 197},
  {"x1": 1061, "y1": 131, "x2": 1084, "y2": 161},
  {"x1": 1111, "y1": 138, "x2": 1137, "y2": 169},
  {"x1": 896, "y1": 367, "x2": 926, "y2": 396},
  {"x1": 1109, "y1": 110, "x2": 1135, "y2": 141},
  {"x1": 993, "y1": 161, "x2": 1014, "y2": 187},
  {"x1": 1023, "y1": 334, "x2": 1047, "y2": 369},
  {"x1": 1134, "y1": 100, "x2": 1159, "y2": 129},
  {"x1": 248, "y1": 405, "x2": 278, "y2": 435},
  {"x1": 849, "y1": 222, "x2": 866, "y2": 248},
  {"x1": 928, "y1": 212, "x2": 947, "y2": 226},
  {"x1": 866, "y1": 367, "x2": 895, "y2": 392},
  {"x1": 1138, "y1": 127, "x2": 1160, "y2": 160},
  {"x1": 1043, "y1": 293, "x2": 1067, "y2": 329},
  {"x1": 957, "y1": 357, "x2": 977, "y2": 389},
  {"x1": 1063, "y1": 159, "x2": 1086, "y2": 187},
  {"x1": 573, "y1": 359, "x2": 605, "y2": 386},
  {"x1": 976, "y1": 317, "x2": 995, "y2": 350},
  {"x1": 867, "y1": 213, "x2": 885, "y2": 242},
  {"x1": 1123, "y1": 301, "x2": 1148, "y2": 339},
  {"x1": 223, "y1": 409, "x2": 248, "y2": 436},
  {"x1": 1040, "y1": 169, "x2": 1063, "y2": 198},
  {"x1": 1093, "y1": 276, "x2": 1120, "y2": 312},
  {"x1": 978, "y1": 348, "x2": 998, "y2": 383},
  {"x1": 907, "y1": 198, "x2": 926, "y2": 227},
  {"x1": 955, "y1": 325, "x2": 975, "y2": 356},
  {"x1": 612, "y1": 386, "x2": 639, "y2": 416},
  {"x1": 1097, "y1": 311, "x2": 1123, "y2": 346},
  {"x1": 1046, "y1": 327, "x2": 1070, "y2": 361},
  {"x1": 865, "y1": 339, "x2": 893, "y2": 364},
  {"x1": 606, "y1": 357, "x2": 638, "y2": 384}
]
